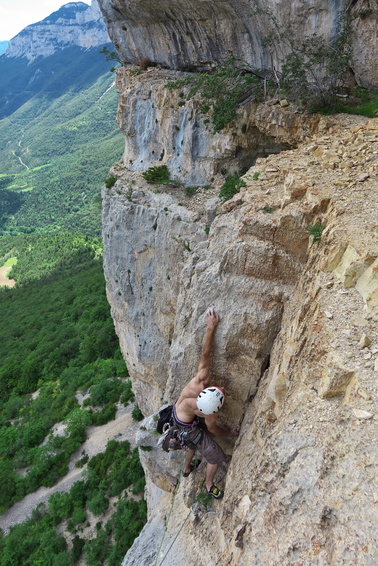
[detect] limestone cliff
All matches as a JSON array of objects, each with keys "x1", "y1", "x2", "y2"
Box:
[
  {"x1": 99, "y1": 0, "x2": 378, "y2": 88},
  {"x1": 103, "y1": 114, "x2": 378, "y2": 564},
  {"x1": 5, "y1": 0, "x2": 109, "y2": 61},
  {"x1": 101, "y1": 0, "x2": 378, "y2": 184},
  {"x1": 99, "y1": 1, "x2": 378, "y2": 564},
  {"x1": 114, "y1": 66, "x2": 327, "y2": 186}
]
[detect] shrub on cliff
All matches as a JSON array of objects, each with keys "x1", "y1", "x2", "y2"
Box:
[
  {"x1": 142, "y1": 164, "x2": 171, "y2": 184},
  {"x1": 219, "y1": 172, "x2": 247, "y2": 201},
  {"x1": 105, "y1": 174, "x2": 117, "y2": 188},
  {"x1": 256, "y1": 8, "x2": 352, "y2": 111},
  {"x1": 167, "y1": 59, "x2": 262, "y2": 132},
  {"x1": 166, "y1": 10, "x2": 353, "y2": 126}
]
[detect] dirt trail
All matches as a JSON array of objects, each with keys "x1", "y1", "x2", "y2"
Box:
[
  {"x1": 0, "y1": 403, "x2": 140, "y2": 533},
  {"x1": 0, "y1": 266, "x2": 16, "y2": 288}
]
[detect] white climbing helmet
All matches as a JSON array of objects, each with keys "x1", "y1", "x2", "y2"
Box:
[{"x1": 196, "y1": 386, "x2": 225, "y2": 415}]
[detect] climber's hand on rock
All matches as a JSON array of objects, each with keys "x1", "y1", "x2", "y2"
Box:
[
  {"x1": 229, "y1": 427, "x2": 239, "y2": 438},
  {"x1": 205, "y1": 307, "x2": 219, "y2": 329}
]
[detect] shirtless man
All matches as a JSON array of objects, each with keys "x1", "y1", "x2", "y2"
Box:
[{"x1": 174, "y1": 308, "x2": 238, "y2": 499}]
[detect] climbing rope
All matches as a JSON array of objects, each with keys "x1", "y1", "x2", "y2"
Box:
[
  {"x1": 157, "y1": 509, "x2": 192, "y2": 566},
  {"x1": 154, "y1": 451, "x2": 200, "y2": 566},
  {"x1": 153, "y1": 459, "x2": 185, "y2": 566}
]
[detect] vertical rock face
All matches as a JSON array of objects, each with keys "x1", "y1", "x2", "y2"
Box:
[
  {"x1": 102, "y1": 130, "x2": 321, "y2": 419},
  {"x1": 99, "y1": 1, "x2": 378, "y2": 564},
  {"x1": 102, "y1": 180, "x2": 212, "y2": 413},
  {"x1": 351, "y1": 0, "x2": 378, "y2": 88},
  {"x1": 99, "y1": 0, "x2": 378, "y2": 87},
  {"x1": 6, "y1": 0, "x2": 109, "y2": 60},
  {"x1": 98, "y1": 0, "x2": 339, "y2": 69},
  {"x1": 115, "y1": 66, "x2": 338, "y2": 185},
  {"x1": 103, "y1": 117, "x2": 378, "y2": 565}
]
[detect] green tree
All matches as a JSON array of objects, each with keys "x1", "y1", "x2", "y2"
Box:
[
  {"x1": 84, "y1": 528, "x2": 111, "y2": 566},
  {"x1": 0, "y1": 460, "x2": 18, "y2": 512},
  {"x1": 48, "y1": 491, "x2": 73, "y2": 524},
  {"x1": 87, "y1": 490, "x2": 109, "y2": 516},
  {"x1": 67, "y1": 506, "x2": 87, "y2": 530},
  {"x1": 64, "y1": 408, "x2": 91, "y2": 443}
]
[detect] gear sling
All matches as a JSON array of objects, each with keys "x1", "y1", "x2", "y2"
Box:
[{"x1": 157, "y1": 404, "x2": 203, "y2": 452}]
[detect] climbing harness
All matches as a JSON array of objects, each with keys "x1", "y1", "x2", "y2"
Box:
[
  {"x1": 158, "y1": 403, "x2": 203, "y2": 453},
  {"x1": 167, "y1": 426, "x2": 203, "y2": 451}
]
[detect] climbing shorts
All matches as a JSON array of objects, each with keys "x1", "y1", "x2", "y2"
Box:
[{"x1": 195, "y1": 430, "x2": 227, "y2": 465}]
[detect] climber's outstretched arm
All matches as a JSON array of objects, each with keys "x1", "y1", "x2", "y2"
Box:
[
  {"x1": 176, "y1": 308, "x2": 239, "y2": 440},
  {"x1": 195, "y1": 308, "x2": 219, "y2": 386},
  {"x1": 177, "y1": 309, "x2": 219, "y2": 402}
]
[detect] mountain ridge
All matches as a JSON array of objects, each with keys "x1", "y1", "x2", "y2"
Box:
[
  {"x1": 0, "y1": 1, "x2": 122, "y2": 236},
  {"x1": 5, "y1": 0, "x2": 109, "y2": 61}
]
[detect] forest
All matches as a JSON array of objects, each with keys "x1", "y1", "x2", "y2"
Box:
[
  {"x1": 0, "y1": 13, "x2": 147, "y2": 566},
  {"x1": 0, "y1": 45, "x2": 123, "y2": 237},
  {"x1": 0, "y1": 37, "x2": 146, "y2": 564},
  {"x1": 0, "y1": 235, "x2": 146, "y2": 564}
]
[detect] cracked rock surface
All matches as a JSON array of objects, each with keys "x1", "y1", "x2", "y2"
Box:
[{"x1": 102, "y1": 116, "x2": 378, "y2": 565}]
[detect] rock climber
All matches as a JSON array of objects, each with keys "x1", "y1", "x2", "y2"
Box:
[{"x1": 174, "y1": 308, "x2": 239, "y2": 499}]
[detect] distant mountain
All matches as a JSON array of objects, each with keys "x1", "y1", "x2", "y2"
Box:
[
  {"x1": 0, "y1": 41, "x2": 8, "y2": 56},
  {"x1": 0, "y1": 0, "x2": 113, "y2": 120},
  {"x1": 5, "y1": 1, "x2": 109, "y2": 61},
  {"x1": 0, "y1": 42, "x2": 115, "y2": 119},
  {"x1": 0, "y1": 53, "x2": 123, "y2": 237},
  {"x1": 0, "y1": 1, "x2": 123, "y2": 236}
]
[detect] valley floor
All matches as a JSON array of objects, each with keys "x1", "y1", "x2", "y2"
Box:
[
  {"x1": 0, "y1": 402, "x2": 140, "y2": 533},
  {"x1": 0, "y1": 266, "x2": 16, "y2": 288}
]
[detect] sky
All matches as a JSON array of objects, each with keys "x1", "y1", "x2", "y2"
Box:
[{"x1": 0, "y1": 0, "x2": 91, "y2": 41}]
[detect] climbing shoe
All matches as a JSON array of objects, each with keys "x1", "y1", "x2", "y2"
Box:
[
  {"x1": 207, "y1": 484, "x2": 224, "y2": 499},
  {"x1": 183, "y1": 459, "x2": 201, "y2": 477}
]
